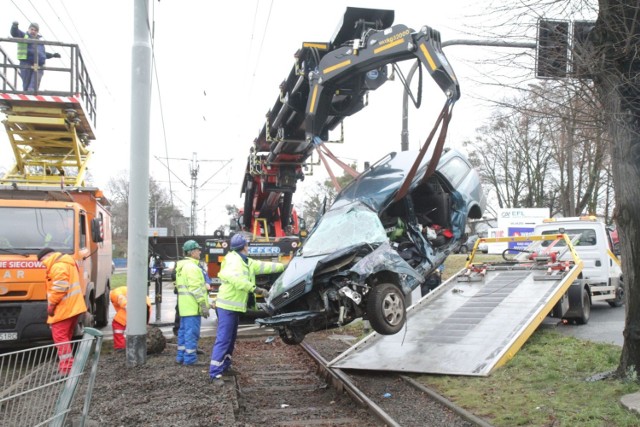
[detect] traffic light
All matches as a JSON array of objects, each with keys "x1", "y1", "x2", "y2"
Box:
[
  {"x1": 571, "y1": 20, "x2": 595, "y2": 78},
  {"x1": 536, "y1": 19, "x2": 569, "y2": 78}
]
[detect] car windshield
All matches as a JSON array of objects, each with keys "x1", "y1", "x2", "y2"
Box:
[{"x1": 301, "y1": 202, "x2": 388, "y2": 257}]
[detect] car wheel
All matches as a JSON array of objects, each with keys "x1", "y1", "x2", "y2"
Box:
[
  {"x1": 279, "y1": 326, "x2": 305, "y2": 345},
  {"x1": 459, "y1": 245, "x2": 468, "y2": 254},
  {"x1": 367, "y1": 282, "x2": 406, "y2": 335}
]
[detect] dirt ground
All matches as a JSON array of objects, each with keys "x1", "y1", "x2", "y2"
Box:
[
  {"x1": 70, "y1": 330, "x2": 364, "y2": 427},
  {"x1": 67, "y1": 324, "x2": 474, "y2": 427}
]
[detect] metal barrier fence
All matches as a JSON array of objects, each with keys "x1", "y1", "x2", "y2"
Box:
[{"x1": 0, "y1": 328, "x2": 103, "y2": 427}]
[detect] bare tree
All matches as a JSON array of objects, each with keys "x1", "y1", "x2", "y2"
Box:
[
  {"x1": 591, "y1": 0, "x2": 640, "y2": 377},
  {"x1": 482, "y1": 0, "x2": 640, "y2": 377},
  {"x1": 465, "y1": 95, "x2": 557, "y2": 209},
  {"x1": 106, "y1": 172, "x2": 188, "y2": 256}
]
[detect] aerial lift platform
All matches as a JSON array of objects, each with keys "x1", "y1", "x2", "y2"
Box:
[
  {"x1": 329, "y1": 234, "x2": 584, "y2": 376},
  {"x1": 0, "y1": 37, "x2": 97, "y2": 186}
]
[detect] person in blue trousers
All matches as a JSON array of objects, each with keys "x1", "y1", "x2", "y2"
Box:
[
  {"x1": 175, "y1": 240, "x2": 210, "y2": 366},
  {"x1": 208, "y1": 234, "x2": 284, "y2": 385}
]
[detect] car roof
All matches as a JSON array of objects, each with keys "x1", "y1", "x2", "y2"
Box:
[{"x1": 333, "y1": 148, "x2": 462, "y2": 212}]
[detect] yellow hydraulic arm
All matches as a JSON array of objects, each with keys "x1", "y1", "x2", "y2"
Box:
[{"x1": 1, "y1": 103, "x2": 94, "y2": 187}]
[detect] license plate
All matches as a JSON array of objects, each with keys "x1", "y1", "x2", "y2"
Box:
[
  {"x1": 0, "y1": 332, "x2": 18, "y2": 341},
  {"x1": 209, "y1": 248, "x2": 224, "y2": 254}
]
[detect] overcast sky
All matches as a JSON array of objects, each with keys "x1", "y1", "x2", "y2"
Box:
[{"x1": 1, "y1": 0, "x2": 579, "y2": 234}]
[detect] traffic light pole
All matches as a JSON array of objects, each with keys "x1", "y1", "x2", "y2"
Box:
[{"x1": 401, "y1": 39, "x2": 536, "y2": 152}]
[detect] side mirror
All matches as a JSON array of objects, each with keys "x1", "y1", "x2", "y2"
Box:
[{"x1": 91, "y1": 217, "x2": 104, "y2": 243}]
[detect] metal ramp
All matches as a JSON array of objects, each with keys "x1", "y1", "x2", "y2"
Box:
[{"x1": 330, "y1": 235, "x2": 584, "y2": 376}]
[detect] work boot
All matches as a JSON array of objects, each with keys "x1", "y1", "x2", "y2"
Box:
[{"x1": 209, "y1": 375, "x2": 224, "y2": 386}]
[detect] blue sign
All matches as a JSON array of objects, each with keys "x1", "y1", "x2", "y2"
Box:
[
  {"x1": 248, "y1": 246, "x2": 281, "y2": 255},
  {"x1": 508, "y1": 227, "x2": 534, "y2": 252}
]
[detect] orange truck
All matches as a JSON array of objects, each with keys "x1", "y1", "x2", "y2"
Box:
[
  {"x1": 0, "y1": 35, "x2": 113, "y2": 346},
  {"x1": 0, "y1": 186, "x2": 113, "y2": 345}
]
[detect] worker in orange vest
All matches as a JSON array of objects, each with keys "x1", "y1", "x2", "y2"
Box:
[
  {"x1": 37, "y1": 247, "x2": 87, "y2": 376},
  {"x1": 110, "y1": 286, "x2": 151, "y2": 351}
]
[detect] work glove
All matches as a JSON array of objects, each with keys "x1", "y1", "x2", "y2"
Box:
[
  {"x1": 200, "y1": 303, "x2": 210, "y2": 318},
  {"x1": 47, "y1": 304, "x2": 56, "y2": 317},
  {"x1": 255, "y1": 287, "x2": 269, "y2": 298},
  {"x1": 52, "y1": 53, "x2": 61, "y2": 58}
]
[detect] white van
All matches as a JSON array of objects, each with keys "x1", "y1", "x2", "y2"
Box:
[{"x1": 533, "y1": 216, "x2": 623, "y2": 324}]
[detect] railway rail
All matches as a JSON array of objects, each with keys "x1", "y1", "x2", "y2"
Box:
[{"x1": 229, "y1": 335, "x2": 492, "y2": 426}]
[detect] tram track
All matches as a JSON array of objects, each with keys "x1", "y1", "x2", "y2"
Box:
[{"x1": 230, "y1": 335, "x2": 492, "y2": 426}]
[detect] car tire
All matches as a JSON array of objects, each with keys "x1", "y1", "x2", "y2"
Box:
[
  {"x1": 279, "y1": 326, "x2": 305, "y2": 345},
  {"x1": 459, "y1": 245, "x2": 468, "y2": 254},
  {"x1": 367, "y1": 282, "x2": 406, "y2": 335}
]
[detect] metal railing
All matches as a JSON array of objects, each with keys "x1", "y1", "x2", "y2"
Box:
[
  {"x1": 0, "y1": 328, "x2": 103, "y2": 427},
  {"x1": 0, "y1": 37, "x2": 97, "y2": 128}
]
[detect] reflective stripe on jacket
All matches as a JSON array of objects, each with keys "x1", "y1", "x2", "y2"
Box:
[
  {"x1": 216, "y1": 251, "x2": 284, "y2": 313},
  {"x1": 41, "y1": 253, "x2": 87, "y2": 324},
  {"x1": 110, "y1": 286, "x2": 151, "y2": 326},
  {"x1": 176, "y1": 257, "x2": 208, "y2": 317}
]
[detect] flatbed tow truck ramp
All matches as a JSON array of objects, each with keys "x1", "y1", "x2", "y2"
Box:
[{"x1": 330, "y1": 235, "x2": 583, "y2": 376}]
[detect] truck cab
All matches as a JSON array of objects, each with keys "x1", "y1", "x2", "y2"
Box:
[
  {"x1": 533, "y1": 216, "x2": 623, "y2": 322},
  {"x1": 0, "y1": 187, "x2": 112, "y2": 345}
]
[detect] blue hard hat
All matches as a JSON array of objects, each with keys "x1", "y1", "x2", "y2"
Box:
[{"x1": 230, "y1": 234, "x2": 247, "y2": 250}]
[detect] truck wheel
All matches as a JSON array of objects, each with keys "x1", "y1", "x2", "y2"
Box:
[
  {"x1": 279, "y1": 326, "x2": 305, "y2": 345},
  {"x1": 95, "y1": 285, "x2": 110, "y2": 328},
  {"x1": 367, "y1": 282, "x2": 406, "y2": 335},
  {"x1": 567, "y1": 285, "x2": 590, "y2": 325},
  {"x1": 607, "y1": 279, "x2": 624, "y2": 308}
]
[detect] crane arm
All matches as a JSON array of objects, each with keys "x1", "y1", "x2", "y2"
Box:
[{"x1": 241, "y1": 7, "x2": 460, "y2": 234}]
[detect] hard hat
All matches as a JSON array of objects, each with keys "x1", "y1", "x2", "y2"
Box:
[
  {"x1": 230, "y1": 234, "x2": 247, "y2": 250},
  {"x1": 182, "y1": 240, "x2": 201, "y2": 253}
]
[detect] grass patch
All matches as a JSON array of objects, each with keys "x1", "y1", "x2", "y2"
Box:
[
  {"x1": 110, "y1": 273, "x2": 127, "y2": 289},
  {"x1": 419, "y1": 328, "x2": 640, "y2": 426},
  {"x1": 442, "y1": 253, "x2": 503, "y2": 280}
]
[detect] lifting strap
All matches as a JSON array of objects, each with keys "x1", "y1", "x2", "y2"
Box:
[
  {"x1": 393, "y1": 99, "x2": 454, "y2": 203},
  {"x1": 314, "y1": 142, "x2": 360, "y2": 192}
]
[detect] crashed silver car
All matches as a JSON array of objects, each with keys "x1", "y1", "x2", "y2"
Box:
[{"x1": 256, "y1": 148, "x2": 485, "y2": 344}]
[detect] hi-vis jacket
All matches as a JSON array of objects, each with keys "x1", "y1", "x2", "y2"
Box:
[
  {"x1": 110, "y1": 286, "x2": 151, "y2": 326},
  {"x1": 41, "y1": 253, "x2": 87, "y2": 324},
  {"x1": 176, "y1": 257, "x2": 208, "y2": 317},
  {"x1": 217, "y1": 251, "x2": 284, "y2": 313}
]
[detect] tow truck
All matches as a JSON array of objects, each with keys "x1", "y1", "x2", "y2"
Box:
[
  {"x1": 329, "y1": 221, "x2": 623, "y2": 376},
  {"x1": 0, "y1": 36, "x2": 112, "y2": 345},
  {"x1": 330, "y1": 234, "x2": 588, "y2": 376}
]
